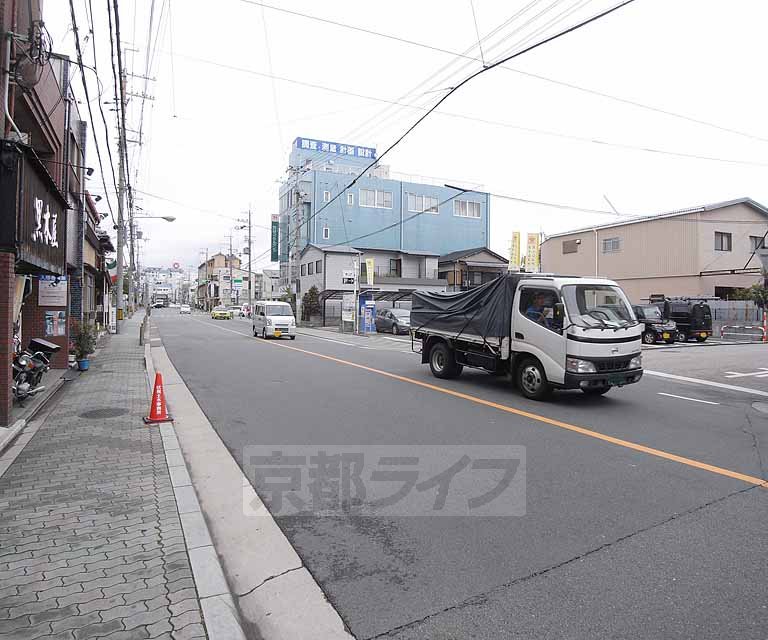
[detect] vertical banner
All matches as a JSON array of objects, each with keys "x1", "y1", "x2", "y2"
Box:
[
  {"x1": 365, "y1": 258, "x2": 375, "y2": 287},
  {"x1": 509, "y1": 232, "x2": 520, "y2": 271},
  {"x1": 270, "y1": 214, "x2": 279, "y2": 262},
  {"x1": 524, "y1": 233, "x2": 540, "y2": 273}
]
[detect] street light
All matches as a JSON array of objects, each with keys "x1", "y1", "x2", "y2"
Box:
[{"x1": 134, "y1": 215, "x2": 176, "y2": 222}]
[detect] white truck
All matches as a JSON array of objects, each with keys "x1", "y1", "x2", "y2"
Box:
[{"x1": 412, "y1": 274, "x2": 643, "y2": 400}]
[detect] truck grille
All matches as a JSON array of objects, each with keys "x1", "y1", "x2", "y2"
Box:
[{"x1": 595, "y1": 358, "x2": 630, "y2": 372}]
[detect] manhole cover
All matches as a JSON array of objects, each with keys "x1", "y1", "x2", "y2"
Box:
[
  {"x1": 79, "y1": 407, "x2": 128, "y2": 419},
  {"x1": 751, "y1": 402, "x2": 768, "y2": 415}
]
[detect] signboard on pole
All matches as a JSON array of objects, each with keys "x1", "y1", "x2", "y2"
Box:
[
  {"x1": 342, "y1": 293, "x2": 355, "y2": 322},
  {"x1": 365, "y1": 258, "x2": 375, "y2": 287},
  {"x1": 342, "y1": 269, "x2": 354, "y2": 285},
  {"x1": 524, "y1": 234, "x2": 540, "y2": 273},
  {"x1": 233, "y1": 278, "x2": 243, "y2": 291},
  {"x1": 270, "y1": 214, "x2": 279, "y2": 262},
  {"x1": 38, "y1": 275, "x2": 67, "y2": 306},
  {"x1": 509, "y1": 232, "x2": 520, "y2": 271}
]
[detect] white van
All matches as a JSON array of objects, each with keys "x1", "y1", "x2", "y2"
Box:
[{"x1": 252, "y1": 301, "x2": 296, "y2": 339}]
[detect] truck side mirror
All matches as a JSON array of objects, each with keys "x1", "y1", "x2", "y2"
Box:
[{"x1": 553, "y1": 302, "x2": 565, "y2": 331}]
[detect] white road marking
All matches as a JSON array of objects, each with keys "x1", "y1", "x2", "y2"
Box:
[
  {"x1": 723, "y1": 368, "x2": 768, "y2": 379},
  {"x1": 657, "y1": 393, "x2": 720, "y2": 405},
  {"x1": 644, "y1": 370, "x2": 768, "y2": 398}
]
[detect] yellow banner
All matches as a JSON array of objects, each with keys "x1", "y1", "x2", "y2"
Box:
[
  {"x1": 509, "y1": 232, "x2": 520, "y2": 271},
  {"x1": 365, "y1": 258, "x2": 375, "y2": 287},
  {"x1": 524, "y1": 233, "x2": 540, "y2": 273}
]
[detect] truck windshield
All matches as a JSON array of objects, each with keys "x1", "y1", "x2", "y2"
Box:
[{"x1": 561, "y1": 285, "x2": 636, "y2": 328}]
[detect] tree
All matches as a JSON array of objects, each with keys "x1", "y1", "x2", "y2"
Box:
[
  {"x1": 280, "y1": 287, "x2": 296, "y2": 312},
  {"x1": 301, "y1": 286, "x2": 321, "y2": 321},
  {"x1": 744, "y1": 282, "x2": 768, "y2": 309}
]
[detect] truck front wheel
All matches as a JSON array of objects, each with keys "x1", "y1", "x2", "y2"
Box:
[
  {"x1": 517, "y1": 358, "x2": 551, "y2": 400},
  {"x1": 429, "y1": 343, "x2": 462, "y2": 379}
]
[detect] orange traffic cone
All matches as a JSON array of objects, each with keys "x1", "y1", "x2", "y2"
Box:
[{"x1": 144, "y1": 372, "x2": 173, "y2": 424}]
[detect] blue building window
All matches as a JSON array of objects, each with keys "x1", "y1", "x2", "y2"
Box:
[
  {"x1": 360, "y1": 189, "x2": 392, "y2": 209},
  {"x1": 453, "y1": 199, "x2": 481, "y2": 219},
  {"x1": 407, "y1": 193, "x2": 438, "y2": 214}
]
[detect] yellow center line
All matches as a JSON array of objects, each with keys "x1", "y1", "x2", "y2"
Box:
[{"x1": 186, "y1": 316, "x2": 768, "y2": 488}]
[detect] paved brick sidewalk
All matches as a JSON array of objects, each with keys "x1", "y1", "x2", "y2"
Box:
[{"x1": 0, "y1": 315, "x2": 208, "y2": 640}]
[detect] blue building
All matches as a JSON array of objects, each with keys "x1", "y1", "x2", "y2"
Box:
[{"x1": 278, "y1": 137, "x2": 490, "y2": 289}]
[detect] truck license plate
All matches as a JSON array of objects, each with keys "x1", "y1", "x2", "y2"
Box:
[
  {"x1": 662, "y1": 332, "x2": 670, "y2": 339},
  {"x1": 274, "y1": 330, "x2": 282, "y2": 337},
  {"x1": 607, "y1": 374, "x2": 626, "y2": 385},
  {"x1": 700, "y1": 332, "x2": 707, "y2": 338}
]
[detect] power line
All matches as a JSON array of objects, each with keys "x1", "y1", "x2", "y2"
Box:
[
  {"x1": 246, "y1": 1, "x2": 644, "y2": 267},
  {"x1": 240, "y1": 0, "x2": 768, "y2": 145},
  {"x1": 170, "y1": 53, "x2": 768, "y2": 169},
  {"x1": 86, "y1": 0, "x2": 119, "y2": 211},
  {"x1": 259, "y1": 1, "x2": 283, "y2": 151},
  {"x1": 67, "y1": 0, "x2": 116, "y2": 225}
]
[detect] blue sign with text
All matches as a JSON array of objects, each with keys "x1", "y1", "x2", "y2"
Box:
[{"x1": 294, "y1": 137, "x2": 376, "y2": 160}]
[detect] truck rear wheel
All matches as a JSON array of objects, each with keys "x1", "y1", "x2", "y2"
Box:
[
  {"x1": 517, "y1": 358, "x2": 551, "y2": 400},
  {"x1": 429, "y1": 343, "x2": 462, "y2": 379}
]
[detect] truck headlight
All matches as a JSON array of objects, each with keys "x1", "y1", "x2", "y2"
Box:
[
  {"x1": 629, "y1": 355, "x2": 642, "y2": 369},
  {"x1": 566, "y1": 357, "x2": 597, "y2": 374}
]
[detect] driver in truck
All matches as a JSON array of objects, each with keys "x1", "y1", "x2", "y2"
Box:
[{"x1": 525, "y1": 292, "x2": 553, "y2": 328}]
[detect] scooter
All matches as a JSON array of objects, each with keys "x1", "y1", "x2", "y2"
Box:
[{"x1": 11, "y1": 336, "x2": 60, "y2": 404}]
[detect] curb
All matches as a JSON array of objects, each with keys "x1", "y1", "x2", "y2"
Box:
[
  {"x1": 0, "y1": 373, "x2": 67, "y2": 457},
  {"x1": 145, "y1": 334, "x2": 353, "y2": 639},
  {"x1": 144, "y1": 344, "x2": 249, "y2": 640}
]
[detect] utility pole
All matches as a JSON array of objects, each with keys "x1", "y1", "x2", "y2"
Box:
[
  {"x1": 115, "y1": 134, "x2": 125, "y2": 333},
  {"x1": 228, "y1": 235, "x2": 234, "y2": 306},
  {"x1": 247, "y1": 206, "x2": 253, "y2": 312}
]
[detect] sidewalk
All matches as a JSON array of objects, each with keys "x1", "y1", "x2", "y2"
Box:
[{"x1": 0, "y1": 314, "x2": 208, "y2": 640}]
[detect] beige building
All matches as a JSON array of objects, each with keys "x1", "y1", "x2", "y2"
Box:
[{"x1": 540, "y1": 198, "x2": 768, "y2": 303}]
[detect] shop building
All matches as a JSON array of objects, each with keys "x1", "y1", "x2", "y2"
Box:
[{"x1": 0, "y1": 2, "x2": 85, "y2": 425}]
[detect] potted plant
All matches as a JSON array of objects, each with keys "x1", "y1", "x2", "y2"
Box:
[{"x1": 72, "y1": 322, "x2": 96, "y2": 371}]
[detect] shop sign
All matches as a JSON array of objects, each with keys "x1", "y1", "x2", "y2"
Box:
[{"x1": 38, "y1": 275, "x2": 67, "y2": 306}]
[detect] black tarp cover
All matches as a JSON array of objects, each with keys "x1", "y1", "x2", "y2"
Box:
[{"x1": 411, "y1": 273, "x2": 524, "y2": 341}]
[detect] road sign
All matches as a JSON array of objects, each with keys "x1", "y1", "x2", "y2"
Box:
[
  {"x1": 342, "y1": 269, "x2": 354, "y2": 285},
  {"x1": 233, "y1": 278, "x2": 243, "y2": 291}
]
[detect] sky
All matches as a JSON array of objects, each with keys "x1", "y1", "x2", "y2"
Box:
[{"x1": 46, "y1": 0, "x2": 768, "y2": 276}]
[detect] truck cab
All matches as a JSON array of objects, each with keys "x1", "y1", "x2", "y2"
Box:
[
  {"x1": 512, "y1": 277, "x2": 642, "y2": 397},
  {"x1": 413, "y1": 275, "x2": 643, "y2": 400}
]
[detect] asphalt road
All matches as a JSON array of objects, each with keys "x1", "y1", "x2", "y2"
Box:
[{"x1": 152, "y1": 310, "x2": 768, "y2": 639}]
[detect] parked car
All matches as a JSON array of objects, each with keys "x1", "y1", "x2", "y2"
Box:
[
  {"x1": 632, "y1": 305, "x2": 676, "y2": 344},
  {"x1": 151, "y1": 302, "x2": 164, "y2": 309},
  {"x1": 656, "y1": 299, "x2": 713, "y2": 342},
  {"x1": 179, "y1": 304, "x2": 191, "y2": 315},
  {"x1": 211, "y1": 305, "x2": 232, "y2": 320},
  {"x1": 375, "y1": 308, "x2": 411, "y2": 334}
]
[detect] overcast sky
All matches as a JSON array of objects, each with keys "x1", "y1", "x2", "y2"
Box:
[{"x1": 47, "y1": 0, "x2": 768, "y2": 275}]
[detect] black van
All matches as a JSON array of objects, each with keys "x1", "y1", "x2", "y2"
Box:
[
  {"x1": 633, "y1": 305, "x2": 677, "y2": 344},
  {"x1": 658, "y1": 299, "x2": 713, "y2": 342}
]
